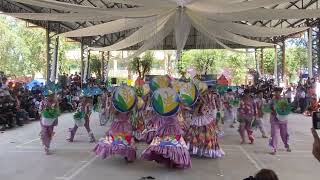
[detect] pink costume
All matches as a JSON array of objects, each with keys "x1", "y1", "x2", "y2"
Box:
[
  {"x1": 94, "y1": 113, "x2": 136, "y2": 162},
  {"x1": 40, "y1": 99, "x2": 58, "y2": 154},
  {"x1": 238, "y1": 96, "x2": 255, "y2": 144}
]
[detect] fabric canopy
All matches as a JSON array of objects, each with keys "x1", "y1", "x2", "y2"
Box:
[
  {"x1": 11, "y1": 0, "x2": 172, "y2": 17},
  {"x1": 187, "y1": 0, "x2": 297, "y2": 13},
  {"x1": 174, "y1": 9, "x2": 191, "y2": 52},
  {"x1": 218, "y1": 22, "x2": 308, "y2": 37},
  {"x1": 4, "y1": 12, "x2": 117, "y2": 22},
  {"x1": 91, "y1": 12, "x2": 175, "y2": 51},
  {"x1": 8, "y1": 0, "x2": 319, "y2": 56},
  {"x1": 199, "y1": 8, "x2": 320, "y2": 21},
  {"x1": 124, "y1": 15, "x2": 175, "y2": 61},
  {"x1": 187, "y1": 10, "x2": 274, "y2": 47}
]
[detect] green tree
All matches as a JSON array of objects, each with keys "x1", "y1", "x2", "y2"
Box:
[
  {"x1": 262, "y1": 49, "x2": 275, "y2": 75},
  {"x1": 90, "y1": 54, "x2": 102, "y2": 78},
  {"x1": 130, "y1": 51, "x2": 154, "y2": 79}
]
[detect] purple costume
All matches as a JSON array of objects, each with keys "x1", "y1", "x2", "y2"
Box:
[
  {"x1": 269, "y1": 97, "x2": 290, "y2": 153},
  {"x1": 68, "y1": 102, "x2": 95, "y2": 142},
  {"x1": 40, "y1": 99, "x2": 58, "y2": 154},
  {"x1": 141, "y1": 116, "x2": 191, "y2": 168},
  {"x1": 94, "y1": 113, "x2": 136, "y2": 161}
]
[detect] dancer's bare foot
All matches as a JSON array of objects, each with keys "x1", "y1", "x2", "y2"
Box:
[{"x1": 240, "y1": 139, "x2": 245, "y2": 144}]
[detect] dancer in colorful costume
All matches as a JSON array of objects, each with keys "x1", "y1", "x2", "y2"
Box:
[
  {"x1": 94, "y1": 85, "x2": 137, "y2": 162},
  {"x1": 238, "y1": 89, "x2": 255, "y2": 144},
  {"x1": 254, "y1": 90, "x2": 268, "y2": 138},
  {"x1": 269, "y1": 87, "x2": 291, "y2": 155},
  {"x1": 40, "y1": 90, "x2": 59, "y2": 155},
  {"x1": 132, "y1": 97, "x2": 146, "y2": 141},
  {"x1": 141, "y1": 88, "x2": 191, "y2": 168},
  {"x1": 143, "y1": 76, "x2": 170, "y2": 144},
  {"x1": 132, "y1": 84, "x2": 149, "y2": 141},
  {"x1": 67, "y1": 90, "x2": 96, "y2": 143},
  {"x1": 185, "y1": 81, "x2": 224, "y2": 158},
  {"x1": 224, "y1": 89, "x2": 238, "y2": 128}
]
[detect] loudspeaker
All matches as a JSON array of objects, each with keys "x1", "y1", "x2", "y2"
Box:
[{"x1": 111, "y1": 78, "x2": 117, "y2": 85}]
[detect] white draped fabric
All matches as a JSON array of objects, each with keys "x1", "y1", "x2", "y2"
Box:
[
  {"x1": 186, "y1": 10, "x2": 274, "y2": 47},
  {"x1": 124, "y1": 15, "x2": 176, "y2": 61},
  {"x1": 99, "y1": 0, "x2": 176, "y2": 7},
  {"x1": 187, "y1": 0, "x2": 296, "y2": 13},
  {"x1": 11, "y1": 0, "x2": 172, "y2": 17},
  {"x1": 199, "y1": 8, "x2": 320, "y2": 21},
  {"x1": 61, "y1": 17, "x2": 153, "y2": 37},
  {"x1": 91, "y1": 12, "x2": 174, "y2": 51},
  {"x1": 9, "y1": 0, "x2": 320, "y2": 56},
  {"x1": 218, "y1": 22, "x2": 308, "y2": 37},
  {"x1": 174, "y1": 9, "x2": 191, "y2": 52},
  {"x1": 3, "y1": 13, "x2": 117, "y2": 22}
]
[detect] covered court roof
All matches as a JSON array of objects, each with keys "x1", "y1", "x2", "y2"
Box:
[{"x1": 0, "y1": 0, "x2": 319, "y2": 50}]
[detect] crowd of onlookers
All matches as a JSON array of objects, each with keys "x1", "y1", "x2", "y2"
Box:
[{"x1": 0, "y1": 72, "x2": 95, "y2": 131}]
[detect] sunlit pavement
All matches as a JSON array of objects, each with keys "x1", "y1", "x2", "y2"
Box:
[{"x1": 0, "y1": 113, "x2": 319, "y2": 180}]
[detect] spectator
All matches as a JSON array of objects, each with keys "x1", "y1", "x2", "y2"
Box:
[{"x1": 244, "y1": 169, "x2": 279, "y2": 180}]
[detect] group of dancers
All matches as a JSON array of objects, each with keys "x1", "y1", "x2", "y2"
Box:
[{"x1": 38, "y1": 75, "x2": 291, "y2": 169}]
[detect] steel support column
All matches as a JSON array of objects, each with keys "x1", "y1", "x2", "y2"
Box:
[
  {"x1": 311, "y1": 25, "x2": 320, "y2": 76},
  {"x1": 80, "y1": 39, "x2": 89, "y2": 84},
  {"x1": 281, "y1": 41, "x2": 286, "y2": 84},
  {"x1": 102, "y1": 51, "x2": 110, "y2": 84},
  {"x1": 46, "y1": 22, "x2": 59, "y2": 83},
  {"x1": 274, "y1": 45, "x2": 279, "y2": 85},
  {"x1": 308, "y1": 28, "x2": 313, "y2": 78},
  {"x1": 275, "y1": 41, "x2": 285, "y2": 84},
  {"x1": 101, "y1": 51, "x2": 105, "y2": 82}
]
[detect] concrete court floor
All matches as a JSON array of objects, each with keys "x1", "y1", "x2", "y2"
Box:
[{"x1": 0, "y1": 113, "x2": 319, "y2": 180}]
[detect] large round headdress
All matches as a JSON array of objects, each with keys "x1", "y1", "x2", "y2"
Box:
[
  {"x1": 179, "y1": 82, "x2": 199, "y2": 106},
  {"x1": 193, "y1": 78, "x2": 208, "y2": 94},
  {"x1": 171, "y1": 80, "x2": 182, "y2": 92},
  {"x1": 150, "y1": 75, "x2": 170, "y2": 92},
  {"x1": 136, "y1": 97, "x2": 145, "y2": 111},
  {"x1": 112, "y1": 85, "x2": 137, "y2": 112},
  {"x1": 151, "y1": 88, "x2": 179, "y2": 117}
]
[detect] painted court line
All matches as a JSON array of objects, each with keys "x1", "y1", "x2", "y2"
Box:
[
  {"x1": 15, "y1": 138, "x2": 40, "y2": 148},
  {"x1": 55, "y1": 155, "x2": 98, "y2": 180},
  {"x1": 57, "y1": 155, "x2": 92, "y2": 178},
  {"x1": 239, "y1": 146, "x2": 263, "y2": 170}
]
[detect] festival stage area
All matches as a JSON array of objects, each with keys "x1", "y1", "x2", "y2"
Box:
[{"x1": 0, "y1": 113, "x2": 318, "y2": 180}]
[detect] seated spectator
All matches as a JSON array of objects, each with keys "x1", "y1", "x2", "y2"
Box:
[
  {"x1": 244, "y1": 169, "x2": 279, "y2": 180},
  {"x1": 304, "y1": 97, "x2": 319, "y2": 116}
]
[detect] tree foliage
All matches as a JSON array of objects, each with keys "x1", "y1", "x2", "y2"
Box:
[
  {"x1": 90, "y1": 54, "x2": 102, "y2": 78},
  {"x1": 0, "y1": 15, "x2": 81, "y2": 78},
  {"x1": 130, "y1": 51, "x2": 154, "y2": 79}
]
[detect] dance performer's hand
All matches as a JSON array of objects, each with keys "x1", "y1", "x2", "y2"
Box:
[{"x1": 311, "y1": 128, "x2": 320, "y2": 162}]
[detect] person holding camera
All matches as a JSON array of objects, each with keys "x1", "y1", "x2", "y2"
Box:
[{"x1": 311, "y1": 128, "x2": 320, "y2": 161}]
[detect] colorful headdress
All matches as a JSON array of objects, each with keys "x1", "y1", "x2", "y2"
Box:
[
  {"x1": 112, "y1": 85, "x2": 137, "y2": 113},
  {"x1": 43, "y1": 89, "x2": 54, "y2": 97},
  {"x1": 171, "y1": 80, "x2": 182, "y2": 92},
  {"x1": 136, "y1": 97, "x2": 145, "y2": 111},
  {"x1": 179, "y1": 82, "x2": 199, "y2": 107},
  {"x1": 80, "y1": 88, "x2": 92, "y2": 97},
  {"x1": 151, "y1": 88, "x2": 179, "y2": 117},
  {"x1": 150, "y1": 75, "x2": 170, "y2": 92}
]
